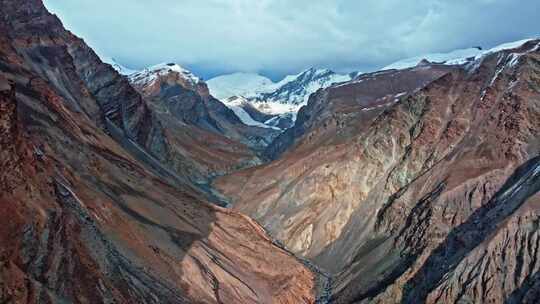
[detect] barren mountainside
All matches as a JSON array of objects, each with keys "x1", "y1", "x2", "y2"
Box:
[
  {"x1": 216, "y1": 41, "x2": 540, "y2": 303},
  {"x1": 128, "y1": 61, "x2": 280, "y2": 187},
  {"x1": 0, "y1": 1, "x2": 314, "y2": 303}
]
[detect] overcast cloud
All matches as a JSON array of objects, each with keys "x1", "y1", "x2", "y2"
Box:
[{"x1": 43, "y1": 0, "x2": 540, "y2": 79}]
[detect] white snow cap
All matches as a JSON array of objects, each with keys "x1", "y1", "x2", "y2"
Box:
[
  {"x1": 207, "y1": 67, "x2": 358, "y2": 128},
  {"x1": 207, "y1": 73, "x2": 275, "y2": 100},
  {"x1": 208, "y1": 68, "x2": 353, "y2": 105},
  {"x1": 222, "y1": 97, "x2": 281, "y2": 130},
  {"x1": 383, "y1": 38, "x2": 538, "y2": 71},
  {"x1": 129, "y1": 62, "x2": 202, "y2": 87}
]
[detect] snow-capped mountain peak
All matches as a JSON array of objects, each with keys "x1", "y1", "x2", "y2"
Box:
[
  {"x1": 255, "y1": 67, "x2": 352, "y2": 105},
  {"x1": 128, "y1": 62, "x2": 210, "y2": 98},
  {"x1": 208, "y1": 68, "x2": 355, "y2": 106},
  {"x1": 383, "y1": 38, "x2": 538, "y2": 71},
  {"x1": 207, "y1": 67, "x2": 358, "y2": 130},
  {"x1": 206, "y1": 72, "x2": 275, "y2": 100},
  {"x1": 128, "y1": 62, "x2": 205, "y2": 94},
  {"x1": 130, "y1": 62, "x2": 202, "y2": 86}
]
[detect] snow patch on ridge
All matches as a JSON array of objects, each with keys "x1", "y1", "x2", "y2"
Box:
[
  {"x1": 129, "y1": 63, "x2": 202, "y2": 87},
  {"x1": 383, "y1": 48, "x2": 481, "y2": 70},
  {"x1": 384, "y1": 38, "x2": 538, "y2": 71},
  {"x1": 207, "y1": 68, "x2": 356, "y2": 128},
  {"x1": 222, "y1": 97, "x2": 281, "y2": 130},
  {"x1": 207, "y1": 73, "x2": 275, "y2": 100},
  {"x1": 208, "y1": 68, "x2": 354, "y2": 107}
]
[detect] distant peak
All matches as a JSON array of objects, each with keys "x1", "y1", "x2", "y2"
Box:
[
  {"x1": 140, "y1": 62, "x2": 202, "y2": 82},
  {"x1": 300, "y1": 67, "x2": 331, "y2": 74},
  {"x1": 416, "y1": 58, "x2": 431, "y2": 66},
  {"x1": 383, "y1": 38, "x2": 538, "y2": 71},
  {"x1": 291, "y1": 68, "x2": 335, "y2": 82},
  {"x1": 148, "y1": 62, "x2": 185, "y2": 72},
  {"x1": 129, "y1": 62, "x2": 204, "y2": 90}
]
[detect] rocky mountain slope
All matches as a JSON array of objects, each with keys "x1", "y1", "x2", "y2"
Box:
[
  {"x1": 127, "y1": 62, "x2": 281, "y2": 186},
  {"x1": 0, "y1": 1, "x2": 315, "y2": 303},
  {"x1": 130, "y1": 63, "x2": 280, "y2": 150},
  {"x1": 216, "y1": 39, "x2": 540, "y2": 303}
]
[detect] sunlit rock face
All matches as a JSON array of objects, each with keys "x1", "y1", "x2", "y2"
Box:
[
  {"x1": 0, "y1": 1, "x2": 316, "y2": 303},
  {"x1": 218, "y1": 64, "x2": 457, "y2": 259},
  {"x1": 216, "y1": 40, "x2": 540, "y2": 303}
]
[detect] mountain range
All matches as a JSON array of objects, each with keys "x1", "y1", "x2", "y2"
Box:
[
  {"x1": 99, "y1": 57, "x2": 358, "y2": 132},
  {"x1": 1, "y1": 1, "x2": 539, "y2": 304},
  {"x1": 208, "y1": 68, "x2": 358, "y2": 130},
  {"x1": 111, "y1": 41, "x2": 535, "y2": 134}
]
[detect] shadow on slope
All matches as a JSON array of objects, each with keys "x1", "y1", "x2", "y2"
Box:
[{"x1": 400, "y1": 157, "x2": 540, "y2": 303}]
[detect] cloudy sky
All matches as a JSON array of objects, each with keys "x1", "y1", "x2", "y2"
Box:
[{"x1": 43, "y1": 0, "x2": 540, "y2": 80}]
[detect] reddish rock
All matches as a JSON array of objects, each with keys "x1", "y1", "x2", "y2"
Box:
[
  {"x1": 0, "y1": 1, "x2": 316, "y2": 303},
  {"x1": 217, "y1": 41, "x2": 540, "y2": 303}
]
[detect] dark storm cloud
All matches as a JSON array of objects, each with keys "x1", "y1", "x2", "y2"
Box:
[{"x1": 43, "y1": 0, "x2": 540, "y2": 79}]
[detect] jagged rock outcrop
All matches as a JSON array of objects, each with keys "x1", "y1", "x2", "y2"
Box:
[
  {"x1": 0, "y1": 1, "x2": 316, "y2": 303},
  {"x1": 216, "y1": 40, "x2": 540, "y2": 303}
]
